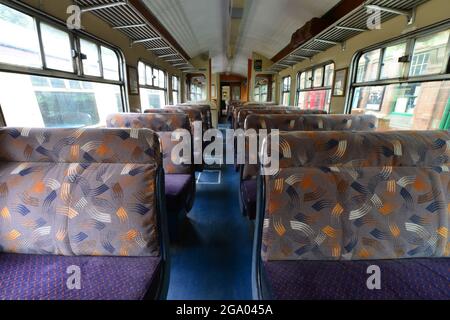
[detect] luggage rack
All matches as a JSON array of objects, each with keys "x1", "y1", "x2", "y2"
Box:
[
  {"x1": 75, "y1": 0, "x2": 196, "y2": 72},
  {"x1": 269, "y1": 0, "x2": 428, "y2": 72}
]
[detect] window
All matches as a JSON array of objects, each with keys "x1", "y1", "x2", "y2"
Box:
[
  {"x1": 232, "y1": 85, "x2": 241, "y2": 101},
  {"x1": 0, "y1": 4, "x2": 41, "y2": 68},
  {"x1": 140, "y1": 88, "x2": 166, "y2": 110},
  {"x1": 296, "y1": 62, "x2": 334, "y2": 111},
  {"x1": 172, "y1": 76, "x2": 180, "y2": 105},
  {"x1": 349, "y1": 26, "x2": 450, "y2": 130},
  {"x1": 356, "y1": 49, "x2": 381, "y2": 82},
  {"x1": 281, "y1": 76, "x2": 291, "y2": 106},
  {"x1": 188, "y1": 75, "x2": 206, "y2": 102},
  {"x1": 101, "y1": 46, "x2": 120, "y2": 81},
  {"x1": 254, "y1": 75, "x2": 272, "y2": 102},
  {"x1": 0, "y1": 3, "x2": 125, "y2": 128},
  {"x1": 80, "y1": 38, "x2": 101, "y2": 77},
  {"x1": 40, "y1": 23, "x2": 73, "y2": 72},
  {"x1": 409, "y1": 30, "x2": 449, "y2": 77},
  {"x1": 138, "y1": 61, "x2": 167, "y2": 109},
  {"x1": 380, "y1": 43, "x2": 407, "y2": 79},
  {"x1": 254, "y1": 83, "x2": 268, "y2": 102},
  {"x1": 410, "y1": 52, "x2": 430, "y2": 76},
  {"x1": 0, "y1": 73, "x2": 122, "y2": 127}
]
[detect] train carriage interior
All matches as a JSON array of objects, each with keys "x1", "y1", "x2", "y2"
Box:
[{"x1": 0, "y1": 0, "x2": 449, "y2": 305}]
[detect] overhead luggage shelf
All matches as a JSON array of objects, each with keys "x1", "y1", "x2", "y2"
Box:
[
  {"x1": 76, "y1": 0, "x2": 195, "y2": 72},
  {"x1": 269, "y1": 0, "x2": 428, "y2": 72}
]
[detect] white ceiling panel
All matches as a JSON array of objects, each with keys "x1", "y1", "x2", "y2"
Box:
[{"x1": 142, "y1": 0, "x2": 340, "y2": 75}]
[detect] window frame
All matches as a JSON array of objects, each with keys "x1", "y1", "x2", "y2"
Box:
[
  {"x1": 281, "y1": 76, "x2": 291, "y2": 106},
  {"x1": 171, "y1": 75, "x2": 180, "y2": 105},
  {"x1": 138, "y1": 60, "x2": 168, "y2": 91},
  {"x1": 188, "y1": 75, "x2": 206, "y2": 102},
  {"x1": 138, "y1": 60, "x2": 168, "y2": 109},
  {"x1": 346, "y1": 20, "x2": 450, "y2": 113},
  {"x1": 254, "y1": 83, "x2": 268, "y2": 103},
  {"x1": 296, "y1": 61, "x2": 335, "y2": 111},
  {"x1": 0, "y1": 0, "x2": 127, "y2": 110},
  {"x1": 38, "y1": 21, "x2": 77, "y2": 74}
]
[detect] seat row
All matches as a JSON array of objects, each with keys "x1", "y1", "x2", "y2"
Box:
[
  {"x1": 228, "y1": 103, "x2": 326, "y2": 130},
  {"x1": 0, "y1": 104, "x2": 213, "y2": 300},
  {"x1": 239, "y1": 113, "x2": 378, "y2": 219},
  {"x1": 0, "y1": 127, "x2": 169, "y2": 300},
  {"x1": 253, "y1": 129, "x2": 450, "y2": 299}
]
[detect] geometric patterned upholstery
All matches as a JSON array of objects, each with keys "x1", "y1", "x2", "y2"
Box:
[
  {"x1": 173, "y1": 105, "x2": 213, "y2": 170},
  {"x1": 264, "y1": 259, "x2": 450, "y2": 300},
  {"x1": 0, "y1": 253, "x2": 161, "y2": 300},
  {"x1": 243, "y1": 114, "x2": 378, "y2": 180},
  {"x1": 145, "y1": 107, "x2": 203, "y2": 131},
  {"x1": 178, "y1": 104, "x2": 213, "y2": 130},
  {"x1": 232, "y1": 106, "x2": 290, "y2": 128},
  {"x1": 227, "y1": 101, "x2": 243, "y2": 122},
  {"x1": 261, "y1": 130, "x2": 450, "y2": 260},
  {"x1": 245, "y1": 114, "x2": 378, "y2": 132},
  {"x1": 106, "y1": 113, "x2": 191, "y2": 133},
  {"x1": 106, "y1": 113, "x2": 193, "y2": 175},
  {"x1": 152, "y1": 107, "x2": 203, "y2": 128},
  {"x1": 144, "y1": 108, "x2": 204, "y2": 172},
  {"x1": 236, "y1": 108, "x2": 327, "y2": 130},
  {"x1": 106, "y1": 112, "x2": 195, "y2": 222},
  {"x1": 0, "y1": 127, "x2": 162, "y2": 257},
  {"x1": 240, "y1": 115, "x2": 379, "y2": 220}
]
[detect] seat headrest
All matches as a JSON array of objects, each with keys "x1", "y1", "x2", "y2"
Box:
[
  {"x1": 245, "y1": 114, "x2": 378, "y2": 132},
  {"x1": 106, "y1": 113, "x2": 190, "y2": 132},
  {"x1": 263, "y1": 130, "x2": 450, "y2": 170},
  {"x1": 261, "y1": 130, "x2": 450, "y2": 261},
  {"x1": 0, "y1": 127, "x2": 161, "y2": 165}
]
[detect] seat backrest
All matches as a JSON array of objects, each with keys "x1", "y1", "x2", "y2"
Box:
[
  {"x1": 232, "y1": 106, "x2": 290, "y2": 127},
  {"x1": 107, "y1": 112, "x2": 190, "y2": 132},
  {"x1": 144, "y1": 108, "x2": 184, "y2": 115},
  {"x1": 244, "y1": 102, "x2": 277, "y2": 107},
  {"x1": 106, "y1": 113, "x2": 193, "y2": 175},
  {"x1": 144, "y1": 108, "x2": 194, "y2": 133},
  {"x1": 0, "y1": 127, "x2": 163, "y2": 257},
  {"x1": 236, "y1": 108, "x2": 327, "y2": 130},
  {"x1": 259, "y1": 130, "x2": 450, "y2": 261},
  {"x1": 178, "y1": 104, "x2": 212, "y2": 130},
  {"x1": 242, "y1": 114, "x2": 378, "y2": 181},
  {"x1": 245, "y1": 114, "x2": 378, "y2": 132},
  {"x1": 228, "y1": 101, "x2": 244, "y2": 119},
  {"x1": 162, "y1": 106, "x2": 203, "y2": 129}
]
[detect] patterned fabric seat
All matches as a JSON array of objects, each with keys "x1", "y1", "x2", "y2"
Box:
[
  {"x1": 0, "y1": 127, "x2": 168, "y2": 300},
  {"x1": 233, "y1": 106, "x2": 302, "y2": 130},
  {"x1": 0, "y1": 253, "x2": 162, "y2": 300},
  {"x1": 178, "y1": 104, "x2": 213, "y2": 130},
  {"x1": 148, "y1": 107, "x2": 205, "y2": 172},
  {"x1": 231, "y1": 106, "x2": 290, "y2": 130},
  {"x1": 227, "y1": 101, "x2": 243, "y2": 122},
  {"x1": 106, "y1": 113, "x2": 196, "y2": 242},
  {"x1": 159, "y1": 106, "x2": 209, "y2": 171},
  {"x1": 264, "y1": 259, "x2": 450, "y2": 300},
  {"x1": 241, "y1": 115, "x2": 378, "y2": 219},
  {"x1": 254, "y1": 130, "x2": 450, "y2": 300},
  {"x1": 235, "y1": 107, "x2": 327, "y2": 130}
]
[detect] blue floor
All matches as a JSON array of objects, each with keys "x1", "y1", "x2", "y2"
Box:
[{"x1": 167, "y1": 164, "x2": 254, "y2": 300}]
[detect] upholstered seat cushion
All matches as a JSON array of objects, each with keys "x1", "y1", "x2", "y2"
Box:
[
  {"x1": 0, "y1": 253, "x2": 161, "y2": 300},
  {"x1": 165, "y1": 174, "x2": 193, "y2": 213},
  {"x1": 263, "y1": 259, "x2": 450, "y2": 300},
  {"x1": 241, "y1": 179, "x2": 257, "y2": 219}
]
